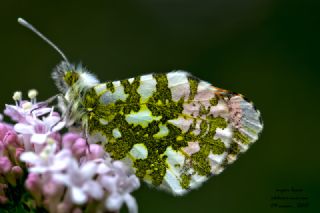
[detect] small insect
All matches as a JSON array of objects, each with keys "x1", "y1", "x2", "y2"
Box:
[{"x1": 18, "y1": 18, "x2": 263, "y2": 195}]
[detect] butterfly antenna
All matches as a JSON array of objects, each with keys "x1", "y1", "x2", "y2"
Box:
[{"x1": 18, "y1": 17, "x2": 70, "y2": 64}]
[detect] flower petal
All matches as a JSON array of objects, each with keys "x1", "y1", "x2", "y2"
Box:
[
  {"x1": 14, "y1": 123, "x2": 34, "y2": 134},
  {"x1": 20, "y1": 152, "x2": 40, "y2": 164},
  {"x1": 80, "y1": 162, "x2": 97, "y2": 180},
  {"x1": 52, "y1": 173, "x2": 71, "y2": 186},
  {"x1": 29, "y1": 166, "x2": 49, "y2": 173},
  {"x1": 105, "y1": 193, "x2": 123, "y2": 211},
  {"x1": 50, "y1": 153, "x2": 72, "y2": 172},
  {"x1": 97, "y1": 163, "x2": 111, "y2": 174},
  {"x1": 71, "y1": 186, "x2": 87, "y2": 205},
  {"x1": 51, "y1": 121, "x2": 65, "y2": 132},
  {"x1": 55, "y1": 149, "x2": 72, "y2": 160},
  {"x1": 100, "y1": 175, "x2": 117, "y2": 192},
  {"x1": 43, "y1": 116, "x2": 60, "y2": 128},
  {"x1": 62, "y1": 133, "x2": 81, "y2": 149},
  {"x1": 128, "y1": 175, "x2": 141, "y2": 191},
  {"x1": 68, "y1": 159, "x2": 80, "y2": 176},
  {"x1": 25, "y1": 115, "x2": 39, "y2": 126},
  {"x1": 123, "y1": 194, "x2": 138, "y2": 213},
  {"x1": 31, "y1": 133, "x2": 48, "y2": 144},
  {"x1": 83, "y1": 180, "x2": 104, "y2": 199},
  {"x1": 4, "y1": 105, "x2": 24, "y2": 122},
  {"x1": 33, "y1": 107, "x2": 52, "y2": 117}
]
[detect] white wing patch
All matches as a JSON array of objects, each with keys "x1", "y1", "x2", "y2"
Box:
[
  {"x1": 137, "y1": 74, "x2": 157, "y2": 103},
  {"x1": 167, "y1": 71, "x2": 190, "y2": 101},
  {"x1": 94, "y1": 83, "x2": 106, "y2": 95},
  {"x1": 125, "y1": 105, "x2": 162, "y2": 128},
  {"x1": 161, "y1": 170, "x2": 184, "y2": 195},
  {"x1": 161, "y1": 146, "x2": 186, "y2": 195},
  {"x1": 112, "y1": 128, "x2": 122, "y2": 138},
  {"x1": 214, "y1": 124, "x2": 233, "y2": 147},
  {"x1": 100, "y1": 82, "x2": 128, "y2": 104},
  {"x1": 168, "y1": 116, "x2": 193, "y2": 133},
  {"x1": 153, "y1": 124, "x2": 169, "y2": 138},
  {"x1": 194, "y1": 81, "x2": 216, "y2": 101},
  {"x1": 182, "y1": 141, "x2": 200, "y2": 156},
  {"x1": 189, "y1": 174, "x2": 208, "y2": 190},
  {"x1": 130, "y1": 143, "x2": 148, "y2": 160}
]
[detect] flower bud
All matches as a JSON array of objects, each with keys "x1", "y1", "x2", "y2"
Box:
[
  {"x1": 72, "y1": 208, "x2": 83, "y2": 213},
  {"x1": 15, "y1": 147, "x2": 24, "y2": 159},
  {"x1": 25, "y1": 173, "x2": 42, "y2": 205},
  {"x1": 11, "y1": 166, "x2": 23, "y2": 179},
  {"x1": 3, "y1": 131, "x2": 19, "y2": 147},
  {"x1": 0, "y1": 195, "x2": 8, "y2": 204},
  {"x1": 0, "y1": 123, "x2": 10, "y2": 141},
  {"x1": 62, "y1": 133, "x2": 81, "y2": 149},
  {"x1": 0, "y1": 157, "x2": 12, "y2": 174},
  {"x1": 86, "y1": 144, "x2": 105, "y2": 160},
  {"x1": 43, "y1": 180, "x2": 60, "y2": 196},
  {"x1": 0, "y1": 183, "x2": 8, "y2": 192},
  {"x1": 57, "y1": 202, "x2": 72, "y2": 213},
  {"x1": 0, "y1": 143, "x2": 5, "y2": 155},
  {"x1": 72, "y1": 138, "x2": 87, "y2": 157},
  {"x1": 25, "y1": 173, "x2": 40, "y2": 192}
]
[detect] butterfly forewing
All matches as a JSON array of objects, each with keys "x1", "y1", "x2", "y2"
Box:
[{"x1": 83, "y1": 71, "x2": 263, "y2": 195}]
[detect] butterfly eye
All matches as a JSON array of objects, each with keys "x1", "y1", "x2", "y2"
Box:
[{"x1": 64, "y1": 71, "x2": 79, "y2": 86}]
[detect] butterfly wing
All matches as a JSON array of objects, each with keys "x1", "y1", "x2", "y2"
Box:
[{"x1": 85, "y1": 71, "x2": 263, "y2": 195}]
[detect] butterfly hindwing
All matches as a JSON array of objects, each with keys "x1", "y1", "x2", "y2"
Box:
[{"x1": 83, "y1": 71, "x2": 263, "y2": 195}]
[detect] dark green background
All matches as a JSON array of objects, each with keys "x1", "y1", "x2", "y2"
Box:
[{"x1": 1, "y1": 1, "x2": 319, "y2": 212}]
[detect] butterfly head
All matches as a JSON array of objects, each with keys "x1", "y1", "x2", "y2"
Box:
[{"x1": 52, "y1": 61, "x2": 99, "y2": 93}]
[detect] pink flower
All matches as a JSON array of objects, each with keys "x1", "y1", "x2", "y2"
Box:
[
  {"x1": 71, "y1": 138, "x2": 87, "y2": 158},
  {"x1": 0, "y1": 157, "x2": 12, "y2": 174},
  {"x1": 86, "y1": 144, "x2": 105, "y2": 160},
  {"x1": 100, "y1": 161, "x2": 140, "y2": 213},
  {"x1": 14, "y1": 109, "x2": 65, "y2": 144},
  {"x1": 4, "y1": 102, "x2": 51, "y2": 123},
  {"x1": 0, "y1": 121, "x2": 25, "y2": 203},
  {"x1": 20, "y1": 141, "x2": 71, "y2": 173},
  {"x1": 25, "y1": 173, "x2": 41, "y2": 201},
  {"x1": 53, "y1": 160, "x2": 104, "y2": 204},
  {"x1": 62, "y1": 133, "x2": 81, "y2": 149},
  {"x1": 0, "y1": 91, "x2": 141, "y2": 212}
]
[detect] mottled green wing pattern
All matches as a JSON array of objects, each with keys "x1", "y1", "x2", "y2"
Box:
[{"x1": 83, "y1": 71, "x2": 263, "y2": 195}]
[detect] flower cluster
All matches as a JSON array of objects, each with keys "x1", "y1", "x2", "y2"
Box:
[{"x1": 0, "y1": 90, "x2": 140, "y2": 213}]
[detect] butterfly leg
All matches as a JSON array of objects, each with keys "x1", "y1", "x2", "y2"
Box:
[
  {"x1": 31, "y1": 94, "x2": 64, "y2": 114},
  {"x1": 82, "y1": 121, "x2": 91, "y2": 154},
  {"x1": 50, "y1": 98, "x2": 72, "y2": 132}
]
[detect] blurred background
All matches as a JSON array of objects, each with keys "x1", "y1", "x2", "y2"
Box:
[{"x1": 0, "y1": 0, "x2": 319, "y2": 212}]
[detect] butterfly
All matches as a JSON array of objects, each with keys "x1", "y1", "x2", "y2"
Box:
[{"x1": 19, "y1": 18, "x2": 263, "y2": 195}]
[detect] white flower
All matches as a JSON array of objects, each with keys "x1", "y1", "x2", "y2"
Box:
[
  {"x1": 4, "y1": 102, "x2": 52, "y2": 123},
  {"x1": 52, "y1": 160, "x2": 104, "y2": 205},
  {"x1": 99, "y1": 161, "x2": 140, "y2": 213},
  {"x1": 14, "y1": 108, "x2": 65, "y2": 144},
  {"x1": 20, "y1": 141, "x2": 71, "y2": 173}
]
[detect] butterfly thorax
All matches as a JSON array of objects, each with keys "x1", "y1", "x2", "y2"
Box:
[{"x1": 52, "y1": 62, "x2": 100, "y2": 126}]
